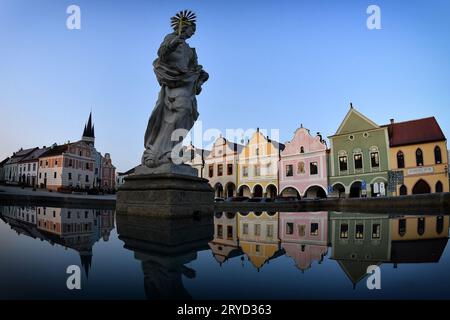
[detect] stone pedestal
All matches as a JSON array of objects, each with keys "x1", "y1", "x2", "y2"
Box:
[{"x1": 116, "y1": 165, "x2": 214, "y2": 218}]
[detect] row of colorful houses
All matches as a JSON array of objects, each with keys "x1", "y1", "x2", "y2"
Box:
[
  {"x1": 185, "y1": 105, "x2": 449, "y2": 198},
  {"x1": 0, "y1": 113, "x2": 116, "y2": 192},
  {"x1": 209, "y1": 211, "x2": 449, "y2": 284}
]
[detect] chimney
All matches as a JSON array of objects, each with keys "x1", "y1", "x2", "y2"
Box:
[
  {"x1": 390, "y1": 118, "x2": 394, "y2": 124},
  {"x1": 256, "y1": 127, "x2": 259, "y2": 132},
  {"x1": 350, "y1": 102, "x2": 353, "y2": 109}
]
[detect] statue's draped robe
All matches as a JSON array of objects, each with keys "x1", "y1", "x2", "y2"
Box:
[{"x1": 143, "y1": 33, "x2": 208, "y2": 167}]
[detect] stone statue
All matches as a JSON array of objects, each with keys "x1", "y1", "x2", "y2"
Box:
[{"x1": 142, "y1": 10, "x2": 209, "y2": 169}]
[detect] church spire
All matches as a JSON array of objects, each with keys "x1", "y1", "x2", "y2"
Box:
[{"x1": 82, "y1": 111, "x2": 95, "y2": 146}]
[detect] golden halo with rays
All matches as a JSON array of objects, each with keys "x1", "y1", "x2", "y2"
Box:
[{"x1": 170, "y1": 10, "x2": 196, "y2": 35}]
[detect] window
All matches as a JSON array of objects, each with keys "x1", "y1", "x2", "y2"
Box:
[
  {"x1": 436, "y1": 216, "x2": 444, "y2": 234},
  {"x1": 208, "y1": 165, "x2": 214, "y2": 178},
  {"x1": 95, "y1": 168, "x2": 99, "y2": 175},
  {"x1": 416, "y1": 148, "x2": 423, "y2": 166},
  {"x1": 40, "y1": 161, "x2": 43, "y2": 166},
  {"x1": 354, "y1": 154, "x2": 363, "y2": 170},
  {"x1": 256, "y1": 148, "x2": 259, "y2": 156},
  {"x1": 227, "y1": 226, "x2": 233, "y2": 239},
  {"x1": 79, "y1": 151, "x2": 82, "y2": 156},
  {"x1": 310, "y1": 223, "x2": 319, "y2": 236},
  {"x1": 436, "y1": 181, "x2": 443, "y2": 193},
  {"x1": 398, "y1": 219, "x2": 406, "y2": 236},
  {"x1": 355, "y1": 223, "x2": 364, "y2": 239},
  {"x1": 286, "y1": 222, "x2": 294, "y2": 235},
  {"x1": 267, "y1": 224, "x2": 274, "y2": 237},
  {"x1": 397, "y1": 151, "x2": 405, "y2": 168},
  {"x1": 69, "y1": 159, "x2": 73, "y2": 167},
  {"x1": 243, "y1": 223, "x2": 249, "y2": 235},
  {"x1": 68, "y1": 211, "x2": 71, "y2": 219},
  {"x1": 53, "y1": 172, "x2": 57, "y2": 179},
  {"x1": 39, "y1": 173, "x2": 42, "y2": 179},
  {"x1": 399, "y1": 185, "x2": 407, "y2": 195},
  {"x1": 418, "y1": 218, "x2": 425, "y2": 235},
  {"x1": 255, "y1": 244, "x2": 261, "y2": 253},
  {"x1": 55, "y1": 160, "x2": 58, "y2": 166},
  {"x1": 85, "y1": 211, "x2": 89, "y2": 219},
  {"x1": 340, "y1": 223, "x2": 349, "y2": 239},
  {"x1": 254, "y1": 224, "x2": 261, "y2": 236},
  {"x1": 85, "y1": 175, "x2": 89, "y2": 182},
  {"x1": 286, "y1": 164, "x2": 293, "y2": 177},
  {"x1": 45, "y1": 160, "x2": 48, "y2": 166},
  {"x1": 339, "y1": 156, "x2": 347, "y2": 171},
  {"x1": 68, "y1": 173, "x2": 72, "y2": 180},
  {"x1": 28, "y1": 164, "x2": 31, "y2": 171},
  {"x1": 310, "y1": 162, "x2": 318, "y2": 175},
  {"x1": 227, "y1": 164, "x2": 233, "y2": 175},
  {"x1": 254, "y1": 165, "x2": 260, "y2": 176},
  {"x1": 217, "y1": 225, "x2": 223, "y2": 238},
  {"x1": 372, "y1": 223, "x2": 381, "y2": 239},
  {"x1": 300, "y1": 146, "x2": 304, "y2": 153},
  {"x1": 298, "y1": 225, "x2": 306, "y2": 237},
  {"x1": 297, "y1": 162, "x2": 305, "y2": 174},
  {"x1": 86, "y1": 163, "x2": 89, "y2": 170},
  {"x1": 435, "y1": 146, "x2": 442, "y2": 164},
  {"x1": 242, "y1": 165, "x2": 248, "y2": 177},
  {"x1": 217, "y1": 164, "x2": 223, "y2": 176},
  {"x1": 33, "y1": 163, "x2": 36, "y2": 171},
  {"x1": 371, "y1": 152, "x2": 379, "y2": 168}
]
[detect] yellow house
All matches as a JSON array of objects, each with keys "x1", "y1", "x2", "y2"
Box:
[
  {"x1": 390, "y1": 215, "x2": 449, "y2": 241},
  {"x1": 237, "y1": 212, "x2": 281, "y2": 270},
  {"x1": 387, "y1": 117, "x2": 449, "y2": 195},
  {"x1": 237, "y1": 129, "x2": 285, "y2": 198}
]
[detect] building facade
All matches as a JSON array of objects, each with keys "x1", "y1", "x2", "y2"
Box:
[
  {"x1": 279, "y1": 212, "x2": 328, "y2": 271},
  {"x1": 328, "y1": 105, "x2": 390, "y2": 198},
  {"x1": 101, "y1": 153, "x2": 116, "y2": 192},
  {"x1": 386, "y1": 117, "x2": 449, "y2": 195},
  {"x1": 237, "y1": 212, "x2": 282, "y2": 271},
  {"x1": 237, "y1": 129, "x2": 284, "y2": 198},
  {"x1": 183, "y1": 143, "x2": 210, "y2": 178},
  {"x1": 209, "y1": 212, "x2": 242, "y2": 265},
  {"x1": 205, "y1": 137, "x2": 243, "y2": 198},
  {"x1": 17, "y1": 147, "x2": 50, "y2": 188},
  {"x1": 279, "y1": 126, "x2": 328, "y2": 199},
  {"x1": 4, "y1": 147, "x2": 38, "y2": 185},
  {"x1": 329, "y1": 212, "x2": 391, "y2": 286},
  {"x1": 0, "y1": 157, "x2": 10, "y2": 183},
  {"x1": 38, "y1": 141, "x2": 95, "y2": 191}
]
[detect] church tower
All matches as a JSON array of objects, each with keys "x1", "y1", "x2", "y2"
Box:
[{"x1": 82, "y1": 112, "x2": 95, "y2": 146}]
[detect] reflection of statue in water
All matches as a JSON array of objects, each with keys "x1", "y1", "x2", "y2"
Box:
[
  {"x1": 142, "y1": 10, "x2": 209, "y2": 168},
  {"x1": 116, "y1": 214, "x2": 213, "y2": 299}
]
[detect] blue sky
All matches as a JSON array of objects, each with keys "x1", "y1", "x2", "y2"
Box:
[{"x1": 1, "y1": 0, "x2": 450, "y2": 172}]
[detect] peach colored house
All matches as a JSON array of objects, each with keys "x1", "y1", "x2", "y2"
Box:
[
  {"x1": 279, "y1": 126, "x2": 328, "y2": 198},
  {"x1": 279, "y1": 212, "x2": 329, "y2": 271}
]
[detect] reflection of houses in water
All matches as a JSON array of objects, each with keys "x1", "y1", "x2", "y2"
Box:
[
  {"x1": 390, "y1": 215, "x2": 449, "y2": 266},
  {"x1": 238, "y1": 212, "x2": 283, "y2": 271},
  {"x1": 0, "y1": 205, "x2": 114, "y2": 277},
  {"x1": 279, "y1": 212, "x2": 328, "y2": 272},
  {"x1": 329, "y1": 212, "x2": 392, "y2": 287},
  {"x1": 208, "y1": 212, "x2": 243, "y2": 265},
  {"x1": 330, "y1": 212, "x2": 450, "y2": 287},
  {"x1": 117, "y1": 214, "x2": 213, "y2": 300}
]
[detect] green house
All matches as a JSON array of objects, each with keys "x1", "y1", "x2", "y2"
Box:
[
  {"x1": 328, "y1": 105, "x2": 391, "y2": 198},
  {"x1": 329, "y1": 212, "x2": 391, "y2": 287}
]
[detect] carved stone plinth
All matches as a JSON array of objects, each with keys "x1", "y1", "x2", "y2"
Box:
[{"x1": 116, "y1": 172, "x2": 214, "y2": 218}]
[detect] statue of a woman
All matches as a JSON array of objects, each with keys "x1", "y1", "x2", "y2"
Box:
[{"x1": 142, "y1": 10, "x2": 208, "y2": 168}]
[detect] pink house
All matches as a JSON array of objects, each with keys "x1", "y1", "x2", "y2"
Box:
[
  {"x1": 279, "y1": 126, "x2": 328, "y2": 198},
  {"x1": 279, "y1": 212, "x2": 329, "y2": 271}
]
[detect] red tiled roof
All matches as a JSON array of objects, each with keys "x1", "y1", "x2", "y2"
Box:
[
  {"x1": 385, "y1": 117, "x2": 446, "y2": 147},
  {"x1": 39, "y1": 144, "x2": 69, "y2": 157}
]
